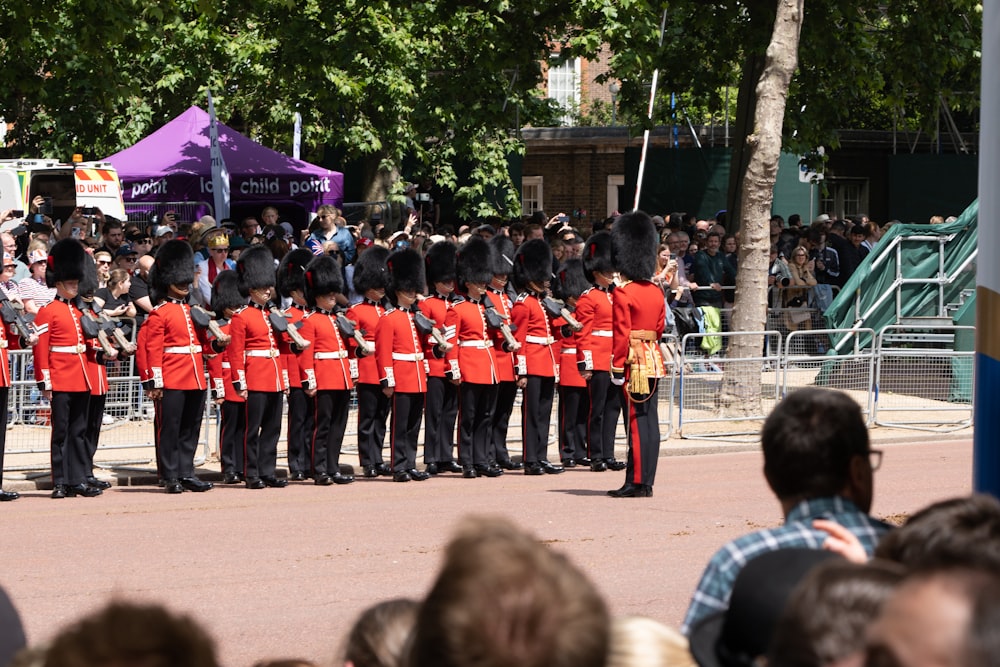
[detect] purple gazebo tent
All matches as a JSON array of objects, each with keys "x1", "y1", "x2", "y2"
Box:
[{"x1": 105, "y1": 106, "x2": 343, "y2": 218}]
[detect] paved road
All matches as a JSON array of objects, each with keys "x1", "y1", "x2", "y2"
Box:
[{"x1": 0, "y1": 439, "x2": 972, "y2": 667}]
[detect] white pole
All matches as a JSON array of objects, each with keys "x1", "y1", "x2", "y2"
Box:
[{"x1": 632, "y1": 8, "x2": 668, "y2": 212}]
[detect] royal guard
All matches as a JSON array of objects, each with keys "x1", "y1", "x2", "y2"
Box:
[
  {"x1": 576, "y1": 231, "x2": 626, "y2": 472},
  {"x1": 554, "y1": 258, "x2": 591, "y2": 469},
  {"x1": 486, "y1": 234, "x2": 522, "y2": 470},
  {"x1": 346, "y1": 247, "x2": 393, "y2": 478},
  {"x1": 511, "y1": 238, "x2": 565, "y2": 476},
  {"x1": 34, "y1": 239, "x2": 100, "y2": 498},
  {"x1": 445, "y1": 237, "x2": 503, "y2": 478},
  {"x1": 608, "y1": 211, "x2": 667, "y2": 498},
  {"x1": 276, "y1": 248, "x2": 316, "y2": 482},
  {"x1": 141, "y1": 240, "x2": 222, "y2": 494},
  {"x1": 375, "y1": 249, "x2": 432, "y2": 483},
  {"x1": 229, "y1": 244, "x2": 288, "y2": 489},
  {"x1": 297, "y1": 254, "x2": 355, "y2": 485},
  {"x1": 418, "y1": 240, "x2": 461, "y2": 475},
  {"x1": 205, "y1": 271, "x2": 248, "y2": 484}
]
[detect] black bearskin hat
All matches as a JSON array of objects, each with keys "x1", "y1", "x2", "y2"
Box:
[
  {"x1": 554, "y1": 258, "x2": 589, "y2": 302},
  {"x1": 386, "y1": 248, "x2": 426, "y2": 297},
  {"x1": 210, "y1": 270, "x2": 246, "y2": 316},
  {"x1": 236, "y1": 244, "x2": 275, "y2": 297},
  {"x1": 582, "y1": 230, "x2": 614, "y2": 283},
  {"x1": 488, "y1": 234, "x2": 515, "y2": 276},
  {"x1": 78, "y1": 253, "x2": 99, "y2": 299},
  {"x1": 455, "y1": 236, "x2": 494, "y2": 288},
  {"x1": 303, "y1": 255, "x2": 344, "y2": 308},
  {"x1": 352, "y1": 245, "x2": 390, "y2": 295},
  {"x1": 151, "y1": 240, "x2": 195, "y2": 291},
  {"x1": 611, "y1": 210, "x2": 658, "y2": 281},
  {"x1": 424, "y1": 240, "x2": 457, "y2": 288},
  {"x1": 276, "y1": 248, "x2": 313, "y2": 298},
  {"x1": 45, "y1": 239, "x2": 86, "y2": 288},
  {"x1": 512, "y1": 238, "x2": 552, "y2": 293}
]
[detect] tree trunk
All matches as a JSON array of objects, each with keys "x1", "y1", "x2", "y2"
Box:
[{"x1": 718, "y1": 0, "x2": 804, "y2": 416}]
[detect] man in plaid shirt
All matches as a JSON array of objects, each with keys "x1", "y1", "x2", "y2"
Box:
[{"x1": 681, "y1": 388, "x2": 892, "y2": 635}]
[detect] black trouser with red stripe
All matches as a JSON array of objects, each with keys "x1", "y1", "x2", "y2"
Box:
[
  {"x1": 622, "y1": 380, "x2": 660, "y2": 486},
  {"x1": 50, "y1": 391, "x2": 91, "y2": 487},
  {"x1": 220, "y1": 400, "x2": 247, "y2": 475},
  {"x1": 490, "y1": 380, "x2": 517, "y2": 464},
  {"x1": 521, "y1": 375, "x2": 555, "y2": 464},
  {"x1": 157, "y1": 388, "x2": 206, "y2": 481},
  {"x1": 84, "y1": 392, "x2": 106, "y2": 476},
  {"x1": 244, "y1": 390, "x2": 282, "y2": 480},
  {"x1": 587, "y1": 371, "x2": 621, "y2": 461},
  {"x1": 389, "y1": 391, "x2": 424, "y2": 472},
  {"x1": 558, "y1": 385, "x2": 589, "y2": 461},
  {"x1": 458, "y1": 382, "x2": 497, "y2": 468},
  {"x1": 312, "y1": 389, "x2": 350, "y2": 476},
  {"x1": 286, "y1": 386, "x2": 314, "y2": 475},
  {"x1": 423, "y1": 376, "x2": 458, "y2": 464},
  {"x1": 356, "y1": 383, "x2": 389, "y2": 468},
  {"x1": 0, "y1": 387, "x2": 7, "y2": 486}
]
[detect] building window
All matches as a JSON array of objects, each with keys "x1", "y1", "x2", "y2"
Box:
[
  {"x1": 522, "y1": 176, "x2": 543, "y2": 215},
  {"x1": 548, "y1": 55, "x2": 580, "y2": 126},
  {"x1": 607, "y1": 175, "x2": 625, "y2": 218},
  {"x1": 819, "y1": 179, "x2": 869, "y2": 219}
]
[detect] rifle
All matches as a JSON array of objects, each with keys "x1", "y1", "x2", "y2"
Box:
[
  {"x1": 412, "y1": 310, "x2": 453, "y2": 352},
  {"x1": 481, "y1": 294, "x2": 520, "y2": 351},
  {"x1": 76, "y1": 304, "x2": 118, "y2": 359},
  {"x1": 190, "y1": 305, "x2": 231, "y2": 345},
  {"x1": 268, "y1": 307, "x2": 311, "y2": 350},
  {"x1": 541, "y1": 296, "x2": 582, "y2": 332},
  {"x1": 89, "y1": 302, "x2": 136, "y2": 353},
  {"x1": 0, "y1": 292, "x2": 37, "y2": 344},
  {"x1": 334, "y1": 311, "x2": 373, "y2": 356}
]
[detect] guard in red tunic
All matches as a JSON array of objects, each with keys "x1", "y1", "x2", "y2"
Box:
[
  {"x1": 376, "y1": 249, "x2": 433, "y2": 482},
  {"x1": 555, "y1": 258, "x2": 591, "y2": 468},
  {"x1": 205, "y1": 271, "x2": 248, "y2": 484},
  {"x1": 486, "y1": 234, "x2": 522, "y2": 470},
  {"x1": 446, "y1": 237, "x2": 504, "y2": 478},
  {"x1": 418, "y1": 240, "x2": 462, "y2": 475},
  {"x1": 0, "y1": 267, "x2": 38, "y2": 501},
  {"x1": 576, "y1": 231, "x2": 626, "y2": 472},
  {"x1": 276, "y1": 248, "x2": 315, "y2": 481},
  {"x1": 511, "y1": 239, "x2": 565, "y2": 476},
  {"x1": 34, "y1": 240, "x2": 100, "y2": 498},
  {"x1": 141, "y1": 240, "x2": 223, "y2": 494},
  {"x1": 229, "y1": 245, "x2": 288, "y2": 489},
  {"x1": 608, "y1": 211, "x2": 667, "y2": 498},
  {"x1": 298, "y1": 254, "x2": 355, "y2": 485},
  {"x1": 346, "y1": 247, "x2": 393, "y2": 478}
]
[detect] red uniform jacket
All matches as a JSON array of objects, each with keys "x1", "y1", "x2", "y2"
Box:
[
  {"x1": 84, "y1": 331, "x2": 109, "y2": 397},
  {"x1": 418, "y1": 293, "x2": 453, "y2": 378},
  {"x1": 575, "y1": 286, "x2": 614, "y2": 373},
  {"x1": 558, "y1": 326, "x2": 586, "y2": 387},
  {"x1": 346, "y1": 299, "x2": 386, "y2": 385},
  {"x1": 487, "y1": 288, "x2": 516, "y2": 382},
  {"x1": 511, "y1": 293, "x2": 563, "y2": 379},
  {"x1": 445, "y1": 296, "x2": 499, "y2": 385},
  {"x1": 228, "y1": 303, "x2": 286, "y2": 393},
  {"x1": 280, "y1": 303, "x2": 308, "y2": 389},
  {"x1": 297, "y1": 310, "x2": 354, "y2": 391},
  {"x1": 206, "y1": 321, "x2": 244, "y2": 403},
  {"x1": 375, "y1": 306, "x2": 428, "y2": 393},
  {"x1": 611, "y1": 280, "x2": 666, "y2": 378},
  {"x1": 0, "y1": 322, "x2": 10, "y2": 388},
  {"x1": 140, "y1": 299, "x2": 211, "y2": 391},
  {"x1": 33, "y1": 297, "x2": 92, "y2": 392}
]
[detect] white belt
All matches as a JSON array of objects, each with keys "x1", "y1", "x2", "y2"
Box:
[
  {"x1": 222, "y1": 362, "x2": 231, "y2": 369},
  {"x1": 392, "y1": 352, "x2": 425, "y2": 361},
  {"x1": 51, "y1": 344, "x2": 86, "y2": 354},
  {"x1": 314, "y1": 350, "x2": 348, "y2": 360},
  {"x1": 0, "y1": 339, "x2": 7, "y2": 349},
  {"x1": 525, "y1": 335, "x2": 554, "y2": 345},
  {"x1": 561, "y1": 347, "x2": 577, "y2": 354},
  {"x1": 458, "y1": 340, "x2": 493, "y2": 349},
  {"x1": 246, "y1": 349, "x2": 280, "y2": 358},
  {"x1": 592, "y1": 330, "x2": 613, "y2": 337},
  {"x1": 165, "y1": 345, "x2": 202, "y2": 354}
]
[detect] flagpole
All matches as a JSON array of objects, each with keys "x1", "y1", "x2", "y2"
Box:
[{"x1": 632, "y1": 8, "x2": 668, "y2": 213}]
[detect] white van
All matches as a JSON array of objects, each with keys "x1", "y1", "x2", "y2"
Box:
[{"x1": 0, "y1": 159, "x2": 127, "y2": 223}]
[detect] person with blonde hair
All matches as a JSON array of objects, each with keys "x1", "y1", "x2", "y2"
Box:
[{"x1": 607, "y1": 617, "x2": 696, "y2": 667}]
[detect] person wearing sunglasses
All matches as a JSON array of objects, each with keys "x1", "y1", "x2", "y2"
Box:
[{"x1": 195, "y1": 231, "x2": 235, "y2": 304}]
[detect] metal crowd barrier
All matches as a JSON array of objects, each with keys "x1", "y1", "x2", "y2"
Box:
[{"x1": 783, "y1": 328, "x2": 877, "y2": 421}]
